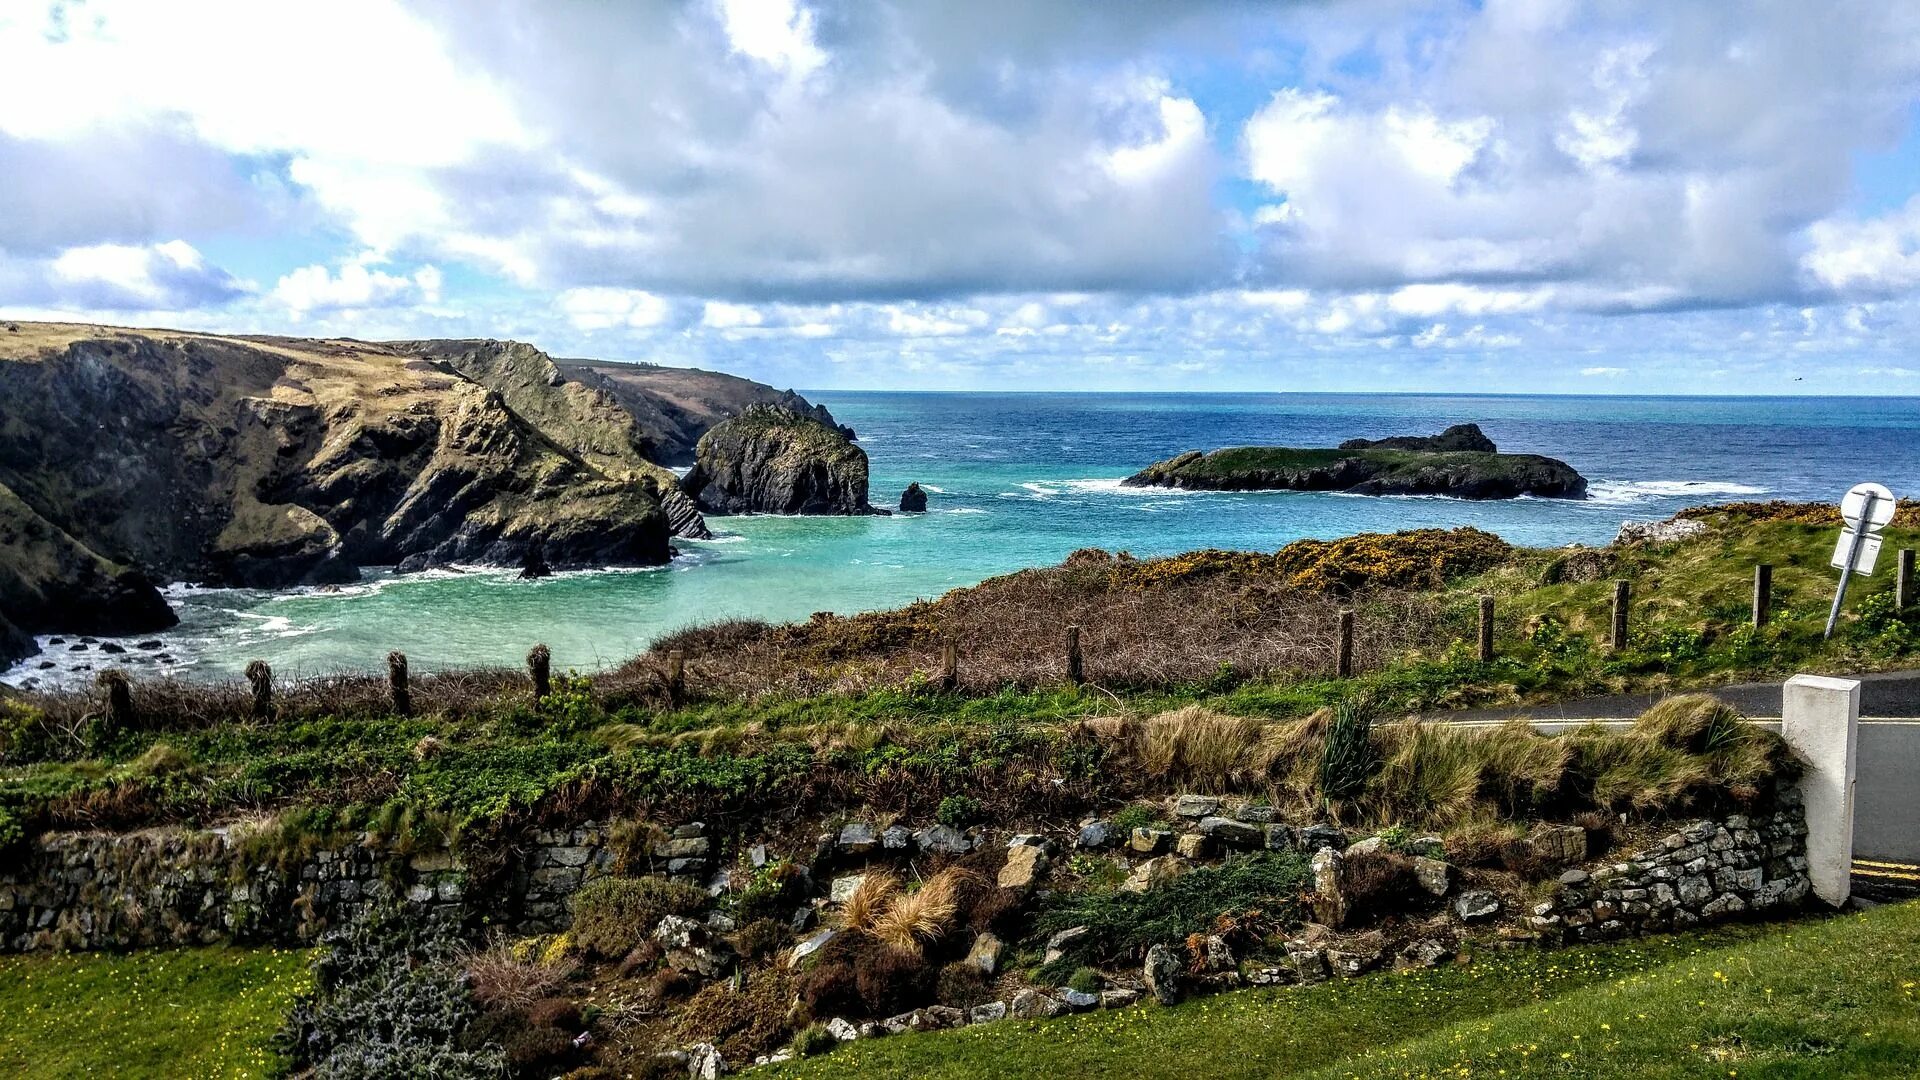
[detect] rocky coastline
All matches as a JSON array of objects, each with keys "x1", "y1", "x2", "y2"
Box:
[
  {"x1": 681, "y1": 404, "x2": 880, "y2": 516},
  {"x1": 1124, "y1": 423, "x2": 1587, "y2": 499},
  {"x1": 0, "y1": 323, "x2": 856, "y2": 664}
]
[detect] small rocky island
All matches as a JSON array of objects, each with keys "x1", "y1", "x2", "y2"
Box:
[
  {"x1": 681, "y1": 404, "x2": 881, "y2": 515},
  {"x1": 1124, "y1": 424, "x2": 1587, "y2": 500}
]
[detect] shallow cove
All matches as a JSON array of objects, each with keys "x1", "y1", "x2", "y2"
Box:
[{"x1": 6, "y1": 391, "x2": 1917, "y2": 686}]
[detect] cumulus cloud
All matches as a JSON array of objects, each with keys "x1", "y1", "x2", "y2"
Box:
[
  {"x1": 46, "y1": 240, "x2": 250, "y2": 310},
  {"x1": 273, "y1": 261, "x2": 443, "y2": 318}
]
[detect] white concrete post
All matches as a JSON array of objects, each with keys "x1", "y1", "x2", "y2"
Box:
[{"x1": 1781, "y1": 674, "x2": 1860, "y2": 907}]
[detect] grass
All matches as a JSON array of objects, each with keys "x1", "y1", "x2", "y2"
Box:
[
  {"x1": 0, "y1": 946, "x2": 311, "y2": 1079},
  {"x1": 768, "y1": 901, "x2": 1920, "y2": 1080}
]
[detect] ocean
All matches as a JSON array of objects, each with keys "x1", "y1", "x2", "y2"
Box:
[{"x1": 8, "y1": 392, "x2": 1919, "y2": 686}]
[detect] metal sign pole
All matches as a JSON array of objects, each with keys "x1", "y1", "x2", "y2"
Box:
[{"x1": 1825, "y1": 490, "x2": 1879, "y2": 639}]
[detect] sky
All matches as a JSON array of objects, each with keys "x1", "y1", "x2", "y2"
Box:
[{"x1": 4, "y1": 0, "x2": 1920, "y2": 394}]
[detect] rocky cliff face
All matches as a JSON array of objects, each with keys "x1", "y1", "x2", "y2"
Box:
[
  {"x1": 0, "y1": 324, "x2": 697, "y2": 644},
  {"x1": 681, "y1": 405, "x2": 876, "y2": 515},
  {"x1": 558, "y1": 359, "x2": 851, "y2": 465},
  {"x1": 1339, "y1": 423, "x2": 1497, "y2": 453}
]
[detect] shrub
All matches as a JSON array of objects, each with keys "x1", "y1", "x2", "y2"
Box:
[
  {"x1": 731, "y1": 918, "x2": 787, "y2": 961},
  {"x1": 672, "y1": 970, "x2": 799, "y2": 1064},
  {"x1": 855, "y1": 946, "x2": 930, "y2": 1016},
  {"x1": 793, "y1": 1023, "x2": 839, "y2": 1057},
  {"x1": 734, "y1": 859, "x2": 808, "y2": 923},
  {"x1": 277, "y1": 911, "x2": 507, "y2": 1079},
  {"x1": 1066, "y1": 966, "x2": 1103, "y2": 994},
  {"x1": 569, "y1": 876, "x2": 707, "y2": 960},
  {"x1": 1034, "y1": 852, "x2": 1309, "y2": 970},
  {"x1": 1319, "y1": 698, "x2": 1378, "y2": 805},
  {"x1": 464, "y1": 943, "x2": 566, "y2": 1010},
  {"x1": 936, "y1": 794, "x2": 981, "y2": 828},
  {"x1": 797, "y1": 961, "x2": 861, "y2": 1018},
  {"x1": 1110, "y1": 803, "x2": 1162, "y2": 832},
  {"x1": 934, "y1": 961, "x2": 992, "y2": 1008}
]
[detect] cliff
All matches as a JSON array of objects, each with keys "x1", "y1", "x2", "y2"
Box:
[
  {"x1": 558, "y1": 358, "x2": 851, "y2": 466},
  {"x1": 681, "y1": 405, "x2": 877, "y2": 515},
  {"x1": 1125, "y1": 426, "x2": 1586, "y2": 499},
  {"x1": 0, "y1": 324, "x2": 742, "y2": 648}
]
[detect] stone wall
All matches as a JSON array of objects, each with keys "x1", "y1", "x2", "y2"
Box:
[
  {"x1": 0, "y1": 819, "x2": 711, "y2": 953},
  {"x1": 1533, "y1": 789, "x2": 1811, "y2": 941}
]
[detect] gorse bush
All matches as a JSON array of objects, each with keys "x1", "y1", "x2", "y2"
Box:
[{"x1": 570, "y1": 876, "x2": 708, "y2": 960}]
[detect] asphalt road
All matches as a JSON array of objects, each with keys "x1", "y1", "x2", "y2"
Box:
[{"x1": 1429, "y1": 668, "x2": 1920, "y2": 723}]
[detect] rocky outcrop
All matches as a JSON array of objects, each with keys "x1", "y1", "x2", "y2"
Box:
[
  {"x1": 899, "y1": 483, "x2": 928, "y2": 512},
  {"x1": 0, "y1": 325, "x2": 678, "y2": 599},
  {"x1": 1125, "y1": 426, "x2": 1586, "y2": 500},
  {"x1": 559, "y1": 358, "x2": 851, "y2": 466},
  {"x1": 1339, "y1": 423, "x2": 1497, "y2": 453},
  {"x1": 681, "y1": 405, "x2": 879, "y2": 515},
  {"x1": 0, "y1": 480, "x2": 177, "y2": 662}
]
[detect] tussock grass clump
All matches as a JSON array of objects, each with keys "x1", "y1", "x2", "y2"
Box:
[
  {"x1": 1318, "y1": 698, "x2": 1379, "y2": 806},
  {"x1": 842, "y1": 870, "x2": 900, "y2": 933},
  {"x1": 870, "y1": 868, "x2": 975, "y2": 956}
]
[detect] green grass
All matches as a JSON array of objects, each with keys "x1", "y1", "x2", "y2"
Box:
[
  {"x1": 769, "y1": 902, "x2": 1920, "y2": 1079},
  {"x1": 0, "y1": 946, "x2": 312, "y2": 1079}
]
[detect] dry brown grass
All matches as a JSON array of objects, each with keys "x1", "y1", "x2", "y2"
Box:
[
  {"x1": 869, "y1": 868, "x2": 974, "y2": 956},
  {"x1": 464, "y1": 942, "x2": 568, "y2": 1010},
  {"x1": 841, "y1": 870, "x2": 900, "y2": 933}
]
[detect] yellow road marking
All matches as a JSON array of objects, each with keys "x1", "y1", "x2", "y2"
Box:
[{"x1": 1854, "y1": 858, "x2": 1920, "y2": 870}]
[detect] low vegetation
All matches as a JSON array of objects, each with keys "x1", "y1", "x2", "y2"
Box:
[
  {"x1": 0, "y1": 945, "x2": 310, "y2": 1078},
  {"x1": 766, "y1": 901, "x2": 1920, "y2": 1079}
]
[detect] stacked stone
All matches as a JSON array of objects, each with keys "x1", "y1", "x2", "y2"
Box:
[
  {"x1": 520, "y1": 823, "x2": 617, "y2": 930},
  {"x1": 1533, "y1": 794, "x2": 1810, "y2": 942}
]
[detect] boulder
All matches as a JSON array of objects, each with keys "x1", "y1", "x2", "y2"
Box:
[
  {"x1": 1044, "y1": 926, "x2": 1090, "y2": 965},
  {"x1": 1288, "y1": 947, "x2": 1329, "y2": 984},
  {"x1": 881, "y1": 825, "x2": 914, "y2": 851},
  {"x1": 1198, "y1": 816, "x2": 1265, "y2": 849},
  {"x1": 1009, "y1": 988, "x2": 1064, "y2": 1019},
  {"x1": 998, "y1": 845, "x2": 1049, "y2": 891},
  {"x1": 1397, "y1": 938, "x2": 1451, "y2": 970},
  {"x1": 1453, "y1": 890, "x2": 1501, "y2": 921},
  {"x1": 899, "y1": 483, "x2": 928, "y2": 512},
  {"x1": 829, "y1": 875, "x2": 866, "y2": 903},
  {"x1": 1076, "y1": 820, "x2": 1114, "y2": 849},
  {"x1": 966, "y1": 932, "x2": 1004, "y2": 975},
  {"x1": 837, "y1": 822, "x2": 877, "y2": 855},
  {"x1": 1202, "y1": 934, "x2": 1235, "y2": 972},
  {"x1": 1129, "y1": 828, "x2": 1173, "y2": 855},
  {"x1": 1412, "y1": 856, "x2": 1452, "y2": 897},
  {"x1": 1099, "y1": 988, "x2": 1141, "y2": 1009},
  {"x1": 825, "y1": 1017, "x2": 860, "y2": 1042},
  {"x1": 1614, "y1": 517, "x2": 1709, "y2": 546},
  {"x1": 789, "y1": 928, "x2": 836, "y2": 967},
  {"x1": 1175, "y1": 833, "x2": 1210, "y2": 859},
  {"x1": 1338, "y1": 423, "x2": 1498, "y2": 453},
  {"x1": 913, "y1": 824, "x2": 972, "y2": 854},
  {"x1": 1310, "y1": 847, "x2": 1348, "y2": 928},
  {"x1": 687, "y1": 1044, "x2": 727, "y2": 1079},
  {"x1": 1056, "y1": 987, "x2": 1099, "y2": 1011},
  {"x1": 1299, "y1": 824, "x2": 1346, "y2": 850},
  {"x1": 1122, "y1": 855, "x2": 1187, "y2": 893},
  {"x1": 969, "y1": 1001, "x2": 1008, "y2": 1024},
  {"x1": 1527, "y1": 823, "x2": 1587, "y2": 865},
  {"x1": 1143, "y1": 943, "x2": 1183, "y2": 1005},
  {"x1": 1172, "y1": 794, "x2": 1221, "y2": 819}
]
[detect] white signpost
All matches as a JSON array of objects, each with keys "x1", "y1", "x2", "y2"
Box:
[{"x1": 1826, "y1": 482, "x2": 1898, "y2": 639}]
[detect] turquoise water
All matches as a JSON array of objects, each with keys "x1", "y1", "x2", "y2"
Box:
[{"x1": 9, "y1": 392, "x2": 1920, "y2": 685}]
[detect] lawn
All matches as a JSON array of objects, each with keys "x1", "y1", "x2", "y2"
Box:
[
  {"x1": 0, "y1": 946, "x2": 311, "y2": 1079},
  {"x1": 769, "y1": 901, "x2": 1920, "y2": 1079}
]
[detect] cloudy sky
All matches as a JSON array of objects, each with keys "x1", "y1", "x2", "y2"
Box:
[{"x1": 4, "y1": 0, "x2": 1920, "y2": 392}]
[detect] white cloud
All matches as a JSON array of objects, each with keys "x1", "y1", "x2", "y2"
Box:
[
  {"x1": 558, "y1": 287, "x2": 673, "y2": 331},
  {"x1": 1804, "y1": 197, "x2": 1920, "y2": 295},
  {"x1": 273, "y1": 261, "x2": 442, "y2": 318},
  {"x1": 716, "y1": 0, "x2": 826, "y2": 77},
  {"x1": 1581, "y1": 366, "x2": 1628, "y2": 376},
  {"x1": 49, "y1": 239, "x2": 249, "y2": 309}
]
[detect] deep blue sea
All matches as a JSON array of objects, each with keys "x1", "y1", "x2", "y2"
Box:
[{"x1": 8, "y1": 392, "x2": 1920, "y2": 685}]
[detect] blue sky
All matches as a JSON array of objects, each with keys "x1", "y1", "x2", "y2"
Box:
[{"x1": 4, "y1": 0, "x2": 1920, "y2": 394}]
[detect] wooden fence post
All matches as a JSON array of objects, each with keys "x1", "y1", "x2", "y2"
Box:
[
  {"x1": 527, "y1": 644, "x2": 552, "y2": 700},
  {"x1": 1065, "y1": 625, "x2": 1084, "y2": 685},
  {"x1": 1899, "y1": 549, "x2": 1915, "y2": 611},
  {"x1": 1477, "y1": 595, "x2": 1495, "y2": 663},
  {"x1": 245, "y1": 659, "x2": 273, "y2": 719},
  {"x1": 387, "y1": 651, "x2": 411, "y2": 717},
  {"x1": 1337, "y1": 610, "x2": 1355, "y2": 678},
  {"x1": 1611, "y1": 580, "x2": 1631, "y2": 652},
  {"x1": 96, "y1": 669, "x2": 133, "y2": 733},
  {"x1": 666, "y1": 649, "x2": 687, "y2": 706},
  {"x1": 939, "y1": 638, "x2": 959, "y2": 692},
  {"x1": 1753, "y1": 564, "x2": 1773, "y2": 627}
]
